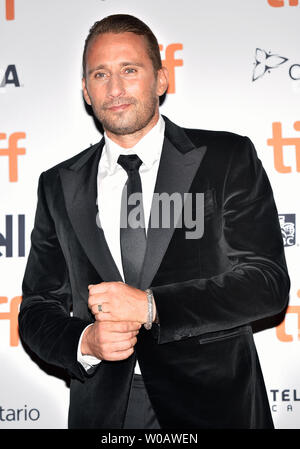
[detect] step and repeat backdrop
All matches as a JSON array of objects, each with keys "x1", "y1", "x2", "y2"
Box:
[{"x1": 1, "y1": 0, "x2": 299, "y2": 429}]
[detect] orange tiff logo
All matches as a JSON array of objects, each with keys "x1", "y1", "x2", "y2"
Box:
[
  {"x1": 0, "y1": 296, "x2": 21, "y2": 346},
  {"x1": 0, "y1": 132, "x2": 26, "y2": 182},
  {"x1": 268, "y1": 0, "x2": 298, "y2": 5},
  {"x1": 267, "y1": 121, "x2": 300, "y2": 173},
  {"x1": 159, "y1": 43, "x2": 183, "y2": 94},
  {"x1": 277, "y1": 290, "x2": 300, "y2": 342},
  {"x1": 5, "y1": 0, "x2": 15, "y2": 20}
]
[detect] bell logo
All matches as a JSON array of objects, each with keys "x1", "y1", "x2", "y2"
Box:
[
  {"x1": 0, "y1": 296, "x2": 21, "y2": 346},
  {"x1": 0, "y1": 214, "x2": 25, "y2": 257},
  {"x1": 268, "y1": 0, "x2": 299, "y2": 6},
  {"x1": 0, "y1": 65, "x2": 20, "y2": 88},
  {"x1": 5, "y1": 0, "x2": 15, "y2": 20},
  {"x1": 0, "y1": 132, "x2": 26, "y2": 182},
  {"x1": 159, "y1": 43, "x2": 183, "y2": 94},
  {"x1": 267, "y1": 122, "x2": 300, "y2": 173}
]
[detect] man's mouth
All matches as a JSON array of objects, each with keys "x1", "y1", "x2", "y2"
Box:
[{"x1": 108, "y1": 103, "x2": 131, "y2": 112}]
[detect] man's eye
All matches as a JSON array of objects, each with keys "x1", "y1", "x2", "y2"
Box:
[
  {"x1": 95, "y1": 72, "x2": 107, "y2": 79},
  {"x1": 124, "y1": 68, "x2": 137, "y2": 74}
]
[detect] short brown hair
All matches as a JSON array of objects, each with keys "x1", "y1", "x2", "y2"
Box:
[{"x1": 82, "y1": 14, "x2": 162, "y2": 77}]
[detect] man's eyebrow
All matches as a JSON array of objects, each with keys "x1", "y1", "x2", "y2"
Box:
[
  {"x1": 87, "y1": 64, "x2": 106, "y2": 76},
  {"x1": 120, "y1": 62, "x2": 145, "y2": 68},
  {"x1": 87, "y1": 61, "x2": 145, "y2": 76}
]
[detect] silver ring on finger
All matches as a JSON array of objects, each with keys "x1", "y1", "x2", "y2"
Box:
[{"x1": 97, "y1": 304, "x2": 103, "y2": 312}]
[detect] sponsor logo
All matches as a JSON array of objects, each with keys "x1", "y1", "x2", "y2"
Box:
[
  {"x1": 0, "y1": 133, "x2": 26, "y2": 182},
  {"x1": 269, "y1": 388, "x2": 300, "y2": 413},
  {"x1": 267, "y1": 121, "x2": 300, "y2": 173},
  {"x1": 0, "y1": 65, "x2": 21, "y2": 89},
  {"x1": 276, "y1": 290, "x2": 300, "y2": 342},
  {"x1": 0, "y1": 214, "x2": 25, "y2": 257},
  {"x1": 0, "y1": 405, "x2": 40, "y2": 422},
  {"x1": 5, "y1": 0, "x2": 15, "y2": 20},
  {"x1": 268, "y1": 0, "x2": 299, "y2": 6},
  {"x1": 252, "y1": 49, "x2": 300, "y2": 84},
  {"x1": 252, "y1": 49, "x2": 288, "y2": 82},
  {"x1": 279, "y1": 214, "x2": 296, "y2": 247},
  {"x1": 159, "y1": 43, "x2": 183, "y2": 94},
  {"x1": 0, "y1": 296, "x2": 21, "y2": 347}
]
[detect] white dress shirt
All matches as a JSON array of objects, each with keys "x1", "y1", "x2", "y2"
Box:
[{"x1": 77, "y1": 115, "x2": 165, "y2": 373}]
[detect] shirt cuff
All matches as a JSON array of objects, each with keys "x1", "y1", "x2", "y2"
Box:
[{"x1": 77, "y1": 323, "x2": 102, "y2": 371}]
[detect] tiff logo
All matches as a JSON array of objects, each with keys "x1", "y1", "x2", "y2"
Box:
[
  {"x1": 5, "y1": 0, "x2": 15, "y2": 20},
  {"x1": 0, "y1": 132, "x2": 26, "y2": 182},
  {"x1": 276, "y1": 290, "x2": 300, "y2": 342},
  {"x1": 159, "y1": 43, "x2": 183, "y2": 94},
  {"x1": 0, "y1": 296, "x2": 21, "y2": 346},
  {"x1": 268, "y1": 0, "x2": 298, "y2": 6},
  {"x1": 0, "y1": 215, "x2": 25, "y2": 257},
  {"x1": 267, "y1": 122, "x2": 300, "y2": 173}
]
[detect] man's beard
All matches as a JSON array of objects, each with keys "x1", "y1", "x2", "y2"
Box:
[{"x1": 92, "y1": 93, "x2": 158, "y2": 136}]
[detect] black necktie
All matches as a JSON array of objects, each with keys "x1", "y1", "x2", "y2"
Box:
[{"x1": 117, "y1": 154, "x2": 147, "y2": 287}]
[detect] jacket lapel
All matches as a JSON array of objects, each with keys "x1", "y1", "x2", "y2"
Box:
[
  {"x1": 59, "y1": 140, "x2": 123, "y2": 282},
  {"x1": 139, "y1": 117, "x2": 207, "y2": 289}
]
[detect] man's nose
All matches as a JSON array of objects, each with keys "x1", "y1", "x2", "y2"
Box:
[{"x1": 107, "y1": 74, "x2": 125, "y2": 98}]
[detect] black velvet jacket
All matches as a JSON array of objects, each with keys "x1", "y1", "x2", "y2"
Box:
[{"x1": 19, "y1": 116, "x2": 290, "y2": 429}]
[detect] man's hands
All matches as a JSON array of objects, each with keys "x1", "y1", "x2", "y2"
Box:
[
  {"x1": 80, "y1": 281, "x2": 156, "y2": 361},
  {"x1": 88, "y1": 281, "x2": 153, "y2": 323},
  {"x1": 80, "y1": 320, "x2": 141, "y2": 361}
]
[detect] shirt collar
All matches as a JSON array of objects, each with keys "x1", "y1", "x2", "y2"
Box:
[{"x1": 103, "y1": 115, "x2": 165, "y2": 174}]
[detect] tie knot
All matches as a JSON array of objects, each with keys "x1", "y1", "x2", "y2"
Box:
[{"x1": 117, "y1": 154, "x2": 143, "y2": 173}]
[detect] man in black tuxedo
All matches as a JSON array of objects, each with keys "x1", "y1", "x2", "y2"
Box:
[{"x1": 19, "y1": 14, "x2": 290, "y2": 429}]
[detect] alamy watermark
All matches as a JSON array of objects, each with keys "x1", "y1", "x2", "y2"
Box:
[{"x1": 96, "y1": 191, "x2": 205, "y2": 239}]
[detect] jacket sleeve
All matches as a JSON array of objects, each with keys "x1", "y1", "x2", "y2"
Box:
[
  {"x1": 19, "y1": 172, "x2": 91, "y2": 381},
  {"x1": 151, "y1": 136, "x2": 290, "y2": 344}
]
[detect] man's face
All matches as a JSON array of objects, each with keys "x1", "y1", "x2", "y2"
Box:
[{"x1": 82, "y1": 32, "x2": 168, "y2": 139}]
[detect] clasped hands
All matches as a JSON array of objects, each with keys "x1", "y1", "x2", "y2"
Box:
[{"x1": 81, "y1": 281, "x2": 156, "y2": 362}]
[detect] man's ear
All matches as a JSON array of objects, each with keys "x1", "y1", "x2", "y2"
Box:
[
  {"x1": 82, "y1": 77, "x2": 92, "y2": 106},
  {"x1": 156, "y1": 66, "x2": 169, "y2": 97}
]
